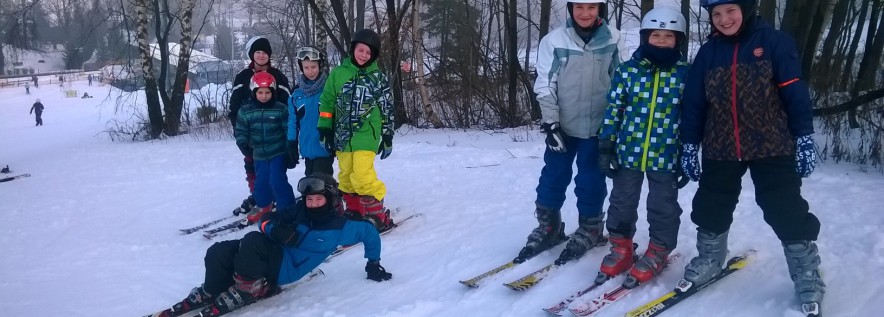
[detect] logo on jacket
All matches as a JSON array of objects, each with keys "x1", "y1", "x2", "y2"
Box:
[{"x1": 753, "y1": 47, "x2": 764, "y2": 57}]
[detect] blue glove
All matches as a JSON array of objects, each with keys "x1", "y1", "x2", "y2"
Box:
[
  {"x1": 378, "y1": 133, "x2": 393, "y2": 160},
  {"x1": 541, "y1": 122, "x2": 567, "y2": 153},
  {"x1": 680, "y1": 143, "x2": 701, "y2": 182},
  {"x1": 795, "y1": 135, "x2": 816, "y2": 178}
]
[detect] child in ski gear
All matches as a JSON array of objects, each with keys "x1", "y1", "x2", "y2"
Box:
[
  {"x1": 229, "y1": 36, "x2": 292, "y2": 216},
  {"x1": 235, "y1": 71, "x2": 296, "y2": 224},
  {"x1": 25, "y1": 82, "x2": 30, "y2": 95},
  {"x1": 289, "y1": 45, "x2": 334, "y2": 176},
  {"x1": 680, "y1": 0, "x2": 824, "y2": 313},
  {"x1": 30, "y1": 99, "x2": 44, "y2": 126},
  {"x1": 317, "y1": 29, "x2": 395, "y2": 231},
  {"x1": 595, "y1": 7, "x2": 690, "y2": 287},
  {"x1": 519, "y1": 0, "x2": 627, "y2": 265},
  {"x1": 155, "y1": 174, "x2": 391, "y2": 317}
]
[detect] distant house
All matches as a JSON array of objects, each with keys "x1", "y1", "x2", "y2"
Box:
[{"x1": 105, "y1": 42, "x2": 242, "y2": 92}]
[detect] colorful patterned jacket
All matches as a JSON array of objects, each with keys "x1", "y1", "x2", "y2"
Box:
[
  {"x1": 317, "y1": 57, "x2": 394, "y2": 152},
  {"x1": 599, "y1": 48, "x2": 690, "y2": 172},
  {"x1": 680, "y1": 18, "x2": 814, "y2": 161}
]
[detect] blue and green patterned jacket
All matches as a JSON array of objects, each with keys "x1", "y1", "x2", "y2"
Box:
[{"x1": 599, "y1": 48, "x2": 690, "y2": 173}]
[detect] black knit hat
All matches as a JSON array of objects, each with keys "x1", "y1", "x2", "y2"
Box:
[
  {"x1": 247, "y1": 37, "x2": 273, "y2": 62},
  {"x1": 350, "y1": 29, "x2": 381, "y2": 67}
]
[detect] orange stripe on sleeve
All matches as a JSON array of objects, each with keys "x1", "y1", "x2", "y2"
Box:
[
  {"x1": 260, "y1": 220, "x2": 270, "y2": 233},
  {"x1": 319, "y1": 111, "x2": 333, "y2": 118},
  {"x1": 778, "y1": 78, "x2": 799, "y2": 88}
]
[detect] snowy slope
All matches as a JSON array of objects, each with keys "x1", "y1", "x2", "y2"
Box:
[{"x1": 0, "y1": 81, "x2": 882, "y2": 317}]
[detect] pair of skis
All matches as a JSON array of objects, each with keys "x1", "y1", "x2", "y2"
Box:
[{"x1": 0, "y1": 173, "x2": 30, "y2": 183}]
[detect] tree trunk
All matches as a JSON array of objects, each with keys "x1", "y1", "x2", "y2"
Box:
[
  {"x1": 854, "y1": 0, "x2": 884, "y2": 93},
  {"x1": 781, "y1": 0, "x2": 822, "y2": 77},
  {"x1": 759, "y1": 0, "x2": 777, "y2": 24},
  {"x1": 385, "y1": 0, "x2": 414, "y2": 128},
  {"x1": 164, "y1": 0, "x2": 195, "y2": 136},
  {"x1": 504, "y1": 0, "x2": 520, "y2": 127},
  {"x1": 315, "y1": 0, "x2": 329, "y2": 53},
  {"x1": 680, "y1": 0, "x2": 690, "y2": 57},
  {"x1": 329, "y1": 0, "x2": 351, "y2": 55},
  {"x1": 840, "y1": 0, "x2": 871, "y2": 90},
  {"x1": 539, "y1": 0, "x2": 552, "y2": 38},
  {"x1": 306, "y1": 0, "x2": 346, "y2": 55},
  {"x1": 412, "y1": 0, "x2": 442, "y2": 128},
  {"x1": 641, "y1": 0, "x2": 654, "y2": 17},
  {"x1": 800, "y1": 0, "x2": 829, "y2": 82},
  {"x1": 355, "y1": 0, "x2": 365, "y2": 31},
  {"x1": 135, "y1": 0, "x2": 163, "y2": 139},
  {"x1": 815, "y1": 0, "x2": 851, "y2": 88}
]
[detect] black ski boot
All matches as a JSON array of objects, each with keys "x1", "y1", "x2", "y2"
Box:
[
  {"x1": 556, "y1": 214, "x2": 606, "y2": 265},
  {"x1": 198, "y1": 274, "x2": 270, "y2": 317},
  {"x1": 515, "y1": 205, "x2": 566, "y2": 263},
  {"x1": 233, "y1": 195, "x2": 256, "y2": 216},
  {"x1": 156, "y1": 285, "x2": 213, "y2": 317}
]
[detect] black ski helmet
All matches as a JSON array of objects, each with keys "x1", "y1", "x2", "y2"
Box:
[{"x1": 350, "y1": 29, "x2": 381, "y2": 67}]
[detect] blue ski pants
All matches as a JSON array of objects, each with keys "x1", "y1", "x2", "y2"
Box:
[{"x1": 535, "y1": 136, "x2": 607, "y2": 217}]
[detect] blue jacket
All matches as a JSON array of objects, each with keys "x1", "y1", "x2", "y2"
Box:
[
  {"x1": 288, "y1": 79, "x2": 330, "y2": 159},
  {"x1": 680, "y1": 17, "x2": 814, "y2": 161},
  {"x1": 600, "y1": 48, "x2": 690, "y2": 172},
  {"x1": 261, "y1": 198, "x2": 382, "y2": 286}
]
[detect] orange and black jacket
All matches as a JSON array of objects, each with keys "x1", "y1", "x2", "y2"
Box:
[{"x1": 680, "y1": 17, "x2": 814, "y2": 161}]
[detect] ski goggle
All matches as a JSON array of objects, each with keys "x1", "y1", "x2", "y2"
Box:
[
  {"x1": 297, "y1": 177, "x2": 329, "y2": 195},
  {"x1": 296, "y1": 48, "x2": 322, "y2": 61}
]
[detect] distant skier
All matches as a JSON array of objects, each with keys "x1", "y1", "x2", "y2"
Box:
[
  {"x1": 680, "y1": 0, "x2": 825, "y2": 315},
  {"x1": 152, "y1": 174, "x2": 392, "y2": 317},
  {"x1": 30, "y1": 99, "x2": 44, "y2": 126},
  {"x1": 25, "y1": 82, "x2": 30, "y2": 95},
  {"x1": 87, "y1": 74, "x2": 93, "y2": 86},
  {"x1": 32, "y1": 75, "x2": 38, "y2": 88}
]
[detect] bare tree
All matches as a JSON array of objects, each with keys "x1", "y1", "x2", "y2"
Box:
[{"x1": 134, "y1": 0, "x2": 164, "y2": 138}]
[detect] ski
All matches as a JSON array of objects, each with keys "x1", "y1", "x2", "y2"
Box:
[
  {"x1": 324, "y1": 212, "x2": 423, "y2": 262},
  {"x1": 202, "y1": 218, "x2": 252, "y2": 240},
  {"x1": 566, "y1": 253, "x2": 683, "y2": 317},
  {"x1": 541, "y1": 253, "x2": 681, "y2": 316},
  {"x1": 503, "y1": 236, "x2": 609, "y2": 291},
  {"x1": 624, "y1": 250, "x2": 756, "y2": 317},
  {"x1": 143, "y1": 269, "x2": 324, "y2": 317},
  {"x1": 459, "y1": 238, "x2": 570, "y2": 288},
  {"x1": 0, "y1": 173, "x2": 31, "y2": 183},
  {"x1": 180, "y1": 215, "x2": 239, "y2": 235}
]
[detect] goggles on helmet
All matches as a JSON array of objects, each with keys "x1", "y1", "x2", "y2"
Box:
[
  {"x1": 297, "y1": 177, "x2": 331, "y2": 195},
  {"x1": 296, "y1": 47, "x2": 323, "y2": 61}
]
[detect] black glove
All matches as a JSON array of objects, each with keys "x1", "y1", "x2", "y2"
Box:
[
  {"x1": 237, "y1": 143, "x2": 253, "y2": 157},
  {"x1": 318, "y1": 127, "x2": 335, "y2": 154},
  {"x1": 365, "y1": 260, "x2": 392, "y2": 282},
  {"x1": 377, "y1": 133, "x2": 393, "y2": 160},
  {"x1": 285, "y1": 140, "x2": 299, "y2": 169},
  {"x1": 541, "y1": 122, "x2": 567, "y2": 153},
  {"x1": 598, "y1": 139, "x2": 618, "y2": 179},
  {"x1": 260, "y1": 213, "x2": 300, "y2": 247}
]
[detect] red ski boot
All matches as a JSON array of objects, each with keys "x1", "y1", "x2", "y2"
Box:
[
  {"x1": 624, "y1": 241, "x2": 672, "y2": 288},
  {"x1": 360, "y1": 195, "x2": 392, "y2": 232},
  {"x1": 596, "y1": 234, "x2": 635, "y2": 284}
]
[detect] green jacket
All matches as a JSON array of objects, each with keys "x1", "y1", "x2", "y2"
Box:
[
  {"x1": 235, "y1": 100, "x2": 289, "y2": 160},
  {"x1": 317, "y1": 57, "x2": 394, "y2": 152}
]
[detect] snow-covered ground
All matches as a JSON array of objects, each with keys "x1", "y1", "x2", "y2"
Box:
[{"x1": 1, "y1": 80, "x2": 882, "y2": 317}]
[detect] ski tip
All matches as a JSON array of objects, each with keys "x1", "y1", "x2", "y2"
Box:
[
  {"x1": 459, "y1": 280, "x2": 480, "y2": 288},
  {"x1": 541, "y1": 307, "x2": 565, "y2": 316}
]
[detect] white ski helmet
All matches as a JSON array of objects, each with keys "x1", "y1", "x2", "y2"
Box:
[{"x1": 640, "y1": 7, "x2": 686, "y2": 35}]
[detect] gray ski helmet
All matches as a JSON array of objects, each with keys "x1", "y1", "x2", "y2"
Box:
[
  {"x1": 566, "y1": 0, "x2": 607, "y2": 24},
  {"x1": 350, "y1": 29, "x2": 381, "y2": 66}
]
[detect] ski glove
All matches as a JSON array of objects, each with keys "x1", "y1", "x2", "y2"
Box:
[
  {"x1": 365, "y1": 260, "x2": 392, "y2": 282},
  {"x1": 285, "y1": 140, "x2": 299, "y2": 169},
  {"x1": 378, "y1": 133, "x2": 393, "y2": 160},
  {"x1": 597, "y1": 139, "x2": 618, "y2": 178},
  {"x1": 795, "y1": 135, "x2": 816, "y2": 178},
  {"x1": 541, "y1": 122, "x2": 567, "y2": 153},
  {"x1": 318, "y1": 127, "x2": 335, "y2": 154},
  {"x1": 681, "y1": 143, "x2": 701, "y2": 182},
  {"x1": 260, "y1": 213, "x2": 300, "y2": 247}
]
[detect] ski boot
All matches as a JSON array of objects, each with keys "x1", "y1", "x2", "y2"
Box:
[
  {"x1": 157, "y1": 285, "x2": 213, "y2": 317},
  {"x1": 233, "y1": 195, "x2": 256, "y2": 216},
  {"x1": 198, "y1": 274, "x2": 271, "y2": 317},
  {"x1": 682, "y1": 229, "x2": 729, "y2": 289},
  {"x1": 595, "y1": 233, "x2": 635, "y2": 284},
  {"x1": 783, "y1": 240, "x2": 825, "y2": 316},
  {"x1": 555, "y1": 214, "x2": 606, "y2": 265},
  {"x1": 245, "y1": 204, "x2": 273, "y2": 224},
  {"x1": 342, "y1": 192, "x2": 363, "y2": 220},
  {"x1": 624, "y1": 240, "x2": 672, "y2": 288},
  {"x1": 361, "y1": 195, "x2": 394, "y2": 232},
  {"x1": 515, "y1": 205, "x2": 566, "y2": 263}
]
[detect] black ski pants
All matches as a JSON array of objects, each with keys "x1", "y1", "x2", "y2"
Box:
[
  {"x1": 304, "y1": 156, "x2": 335, "y2": 177},
  {"x1": 691, "y1": 156, "x2": 820, "y2": 241},
  {"x1": 203, "y1": 231, "x2": 283, "y2": 295}
]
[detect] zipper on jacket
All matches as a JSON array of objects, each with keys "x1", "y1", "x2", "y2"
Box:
[
  {"x1": 640, "y1": 70, "x2": 661, "y2": 172},
  {"x1": 730, "y1": 44, "x2": 742, "y2": 160}
]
